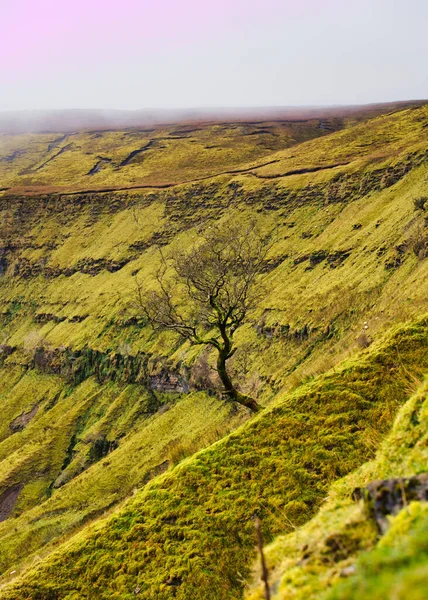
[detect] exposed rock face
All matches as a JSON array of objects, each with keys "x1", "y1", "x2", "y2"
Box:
[
  {"x1": 149, "y1": 371, "x2": 190, "y2": 393},
  {"x1": 0, "y1": 255, "x2": 7, "y2": 275},
  {"x1": 12, "y1": 256, "x2": 130, "y2": 279},
  {"x1": 9, "y1": 404, "x2": 39, "y2": 433},
  {"x1": 29, "y1": 344, "x2": 191, "y2": 394},
  {"x1": 0, "y1": 484, "x2": 23, "y2": 522},
  {"x1": 292, "y1": 249, "x2": 351, "y2": 269},
  {"x1": 0, "y1": 345, "x2": 15, "y2": 365},
  {"x1": 356, "y1": 474, "x2": 428, "y2": 533}
]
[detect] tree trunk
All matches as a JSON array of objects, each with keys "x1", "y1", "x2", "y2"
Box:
[{"x1": 216, "y1": 349, "x2": 261, "y2": 412}]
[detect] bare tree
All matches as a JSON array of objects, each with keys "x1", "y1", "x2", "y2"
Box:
[{"x1": 136, "y1": 219, "x2": 273, "y2": 412}]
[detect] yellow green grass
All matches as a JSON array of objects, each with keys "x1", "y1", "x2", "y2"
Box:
[
  {"x1": 1, "y1": 318, "x2": 427, "y2": 598},
  {"x1": 246, "y1": 375, "x2": 428, "y2": 600},
  {"x1": 0, "y1": 119, "x2": 343, "y2": 192},
  {"x1": 0, "y1": 381, "x2": 243, "y2": 585},
  {"x1": 0, "y1": 104, "x2": 427, "y2": 598}
]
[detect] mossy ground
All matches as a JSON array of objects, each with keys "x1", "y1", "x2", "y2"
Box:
[
  {"x1": 326, "y1": 502, "x2": 428, "y2": 600},
  {"x1": 1, "y1": 319, "x2": 427, "y2": 598},
  {"x1": 0, "y1": 105, "x2": 427, "y2": 598},
  {"x1": 246, "y1": 372, "x2": 428, "y2": 600}
]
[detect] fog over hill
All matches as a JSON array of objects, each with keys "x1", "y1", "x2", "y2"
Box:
[{"x1": 1, "y1": 100, "x2": 427, "y2": 133}]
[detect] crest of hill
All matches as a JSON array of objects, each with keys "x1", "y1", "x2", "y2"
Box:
[{"x1": 0, "y1": 101, "x2": 426, "y2": 134}]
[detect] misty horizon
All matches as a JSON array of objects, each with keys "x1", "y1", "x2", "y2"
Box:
[
  {"x1": 1, "y1": 100, "x2": 427, "y2": 134},
  {"x1": 2, "y1": 0, "x2": 428, "y2": 113}
]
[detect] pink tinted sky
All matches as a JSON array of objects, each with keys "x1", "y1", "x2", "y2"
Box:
[
  {"x1": 1, "y1": 0, "x2": 427, "y2": 109},
  {"x1": 1, "y1": 0, "x2": 328, "y2": 70}
]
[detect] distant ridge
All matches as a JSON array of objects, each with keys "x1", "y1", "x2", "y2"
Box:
[{"x1": 0, "y1": 100, "x2": 427, "y2": 133}]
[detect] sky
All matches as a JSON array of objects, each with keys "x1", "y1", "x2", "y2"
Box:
[{"x1": 1, "y1": 0, "x2": 427, "y2": 111}]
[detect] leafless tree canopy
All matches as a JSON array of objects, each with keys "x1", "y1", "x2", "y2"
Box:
[{"x1": 136, "y1": 219, "x2": 273, "y2": 411}]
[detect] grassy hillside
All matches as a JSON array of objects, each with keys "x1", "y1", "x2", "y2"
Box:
[
  {"x1": 0, "y1": 118, "x2": 343, "y2": 193},
  {"x1": 0, "y1": 104, "x2": 427, "y2": 598},
  {"x1": 0, "y1": 101, "x2": 425, "y2": 194},
  {"x1": 1, "y1": 319, "x2": 427, "y2": 598},
  {"x1": 1, "y1": 106, "x2": 427, "y2": 386},
  {"x1": 246, "y1": 373, "x2": 428, "y2": 600}
]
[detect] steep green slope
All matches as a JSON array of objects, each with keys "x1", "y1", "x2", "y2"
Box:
[
  {"x1": 0, "y1": 105, "x2": 427, "y2": 598},
  {"x1": 1, "y1": 106, "x2": 427, "y2": 391},
  {"x1": 0, "y1": 380, "x2": 244, "y2": 580},
  {"x1": 326, "y1": 503, "x2": 428, "y2": 600},
  {"x1": 1, "y1": 319, "x2": 427, "y2": 598},
  {"x1": 246, "y1": 375, "x2": 428, "y2": 600}
]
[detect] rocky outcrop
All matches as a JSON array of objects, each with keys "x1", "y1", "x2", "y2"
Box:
[
  {"x1": 149, "y1": 370, "x2": 190, "y2": 393},
  {"x1": 293, "y1": 249, "x2": 351, "y2": 269},
  {"x1": 0, "y1": 345, "x2": 16, "y2": 365},
  {"x1": 255, "y1": 321, "x2": 315, "y2": 341},
  {"x1": 31, "y1": 345, "x2": 191, "y2": 394},
  {"x1": 355, "y1": 473, "x2": 428, "y2": 533},
  {"x1": 0, "y1": 484, "x2": 23, "y2": 522},
  {"x1": 240, "y1": 148, "x2": 428, "y2": 211},
  {"x1": 13, "y1": 256, "x2": 130, "y2": 279},
  {"x1": 9, "y1": 404, "x2": 39, "y2": 432}
]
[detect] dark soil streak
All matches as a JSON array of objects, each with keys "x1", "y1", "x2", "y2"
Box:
[
  {"x1": 0, "y1": 484, "x2": 23, "y2": 522},
  {"x1": 35, "y1": 144, "x2": 74, "y2": 172},
  {"x1": 119, "y1": 141, "x2": 155, "y2": 167},
  {"x1": 171, "y1": 128, "x2": 202, "y2": 135},
  {"x1": 87, "y1": 157, "x2": 113, "y2": 176},
  {"x1": 244, "y1": 129, "x2": 278, "y2": 137},
  {"x1": 0, "y1": 150, "x2": 26, "y2": 163},
  {"x1": 47, "y1": 134, "x2": 68, "y2": 152},
  {"x1": 248, "y1": 161, "x2": 350, "y2": 179}
]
